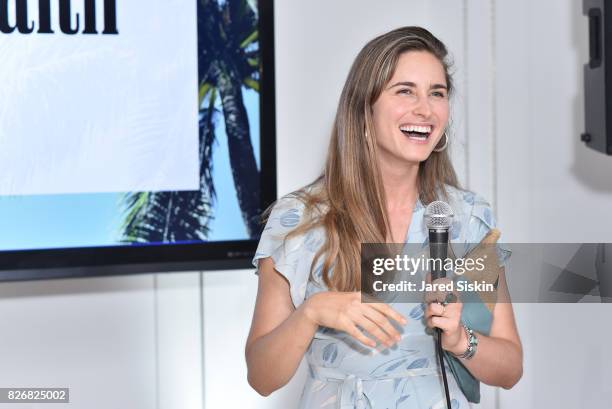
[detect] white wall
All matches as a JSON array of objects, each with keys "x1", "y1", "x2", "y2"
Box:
[
  {"x1": 0, "y1": 1, "x2": 610, "y2": 408},
  {"x1": 0, "y1": 272, "x2": 203, "y2": 409},
  {"x1": 494, "y1": 1, "x2": 612, "y2": 408}
]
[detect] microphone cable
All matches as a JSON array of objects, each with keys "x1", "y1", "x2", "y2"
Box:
[
  {"x1": 436, "y1": 326, "x2": 452, "y2": 409},
  {"x1": 424, "y1": 200, "x2": 455, "y2": 409}
]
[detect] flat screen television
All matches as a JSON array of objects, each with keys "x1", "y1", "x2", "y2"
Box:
[{"x1": 0, "y1": 0, "x2": 276, "y2": 281}]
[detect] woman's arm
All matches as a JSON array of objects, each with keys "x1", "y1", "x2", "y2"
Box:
[
  {"x1": 245, "y1": 257, "x2": 318, "y2": 396},
  {"x1": 245, "y1": 257, "x2": 408, "y2": 396},
  {"x1": 452, "y1": 266, "x2": 523, "y2": 388},
  {"x1": 425, "y1": 267, "x2": 523, "y2": 389}
]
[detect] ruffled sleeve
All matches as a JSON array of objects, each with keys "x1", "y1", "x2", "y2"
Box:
[
  {"x1": 466, "y1": 194, "x2": 512, "y2": 268},
  {"x1": 444, "y1": 192, "x2": 513, "y2": 403},
  {"x1": 252, "y1": 195, "x2": 311, "y2": 308},
  {"x1": 456, "y1": 193, "x2": 512, "y2": 334}
]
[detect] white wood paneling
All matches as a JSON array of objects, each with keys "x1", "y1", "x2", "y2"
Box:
[
  {"x1": 0, "y1": 275, "x2": 157, "y2": 409},
  {"x1": 156, "y1": 272, "x2": 204, "y2": 409}
]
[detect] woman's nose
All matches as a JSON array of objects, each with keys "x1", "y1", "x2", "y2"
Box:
[{"x1": 412, "y1": 95, "x2": 432, "y2": 118}]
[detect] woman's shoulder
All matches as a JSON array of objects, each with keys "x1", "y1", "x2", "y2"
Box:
[
  {"x1": 267, "y1": 192, "x2": 307, "y2": 229},
  {"x1": 270, "y1": 181, "x2": 327, "y2": 221},
  {"x1": 253, "y1": 183, "x2": 326, "y2": 308}
]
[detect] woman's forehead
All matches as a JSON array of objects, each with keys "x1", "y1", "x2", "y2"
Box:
[{"x1": 388, "y1": 51, "x2": 447, "y2": 85}]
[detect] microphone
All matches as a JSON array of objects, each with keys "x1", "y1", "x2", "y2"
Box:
[
  {"x1": 424, "y1": 200, "x2": 454, "y2": 281},
  {"x1": 424, "y1": 200, "x2": 454, "y2": 409}
]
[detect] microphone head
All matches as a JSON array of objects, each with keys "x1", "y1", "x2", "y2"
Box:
[{"x1": 424, "y1": 200, "x2": 454, "y2": 230}]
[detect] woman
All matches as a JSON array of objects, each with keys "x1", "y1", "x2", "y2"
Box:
[{"x1": 246, "y1": 26, "x2": 522, "y2": 408}]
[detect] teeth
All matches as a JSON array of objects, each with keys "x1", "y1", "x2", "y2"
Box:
[{"x1": 399, "y1": 124, "x2": 432, "y2": 133}]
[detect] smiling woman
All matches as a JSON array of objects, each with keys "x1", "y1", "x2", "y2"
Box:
[
  {"x1": 373, "y1": 50, "x2": 450, "y2": 169},
  {"x1": 246, "y1": 26, "x2": 522, "y2": 409}
]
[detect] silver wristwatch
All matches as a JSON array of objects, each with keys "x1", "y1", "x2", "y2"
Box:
[{"x1": 453, "y1": 323, "x2": 478, "y2": 360}]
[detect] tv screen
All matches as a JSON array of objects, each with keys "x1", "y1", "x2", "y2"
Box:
[{"x1": 0, "y1": 0, "x2": 276, "y2": 281}]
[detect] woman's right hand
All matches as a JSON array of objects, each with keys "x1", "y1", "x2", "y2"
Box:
[{"x1": 302, "y1": 291, "x2": 408, "y2": 348}]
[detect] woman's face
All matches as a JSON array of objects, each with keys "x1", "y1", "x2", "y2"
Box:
[{"x1": 371, "y1": 51, "x2": 449, "y2": 167}]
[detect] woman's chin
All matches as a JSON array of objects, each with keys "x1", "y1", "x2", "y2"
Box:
[{"x1": 401, "y1": 148, "x2": 435, "y2": 163}]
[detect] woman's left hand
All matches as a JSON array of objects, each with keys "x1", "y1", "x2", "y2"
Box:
[{"x1": 424, "y1": 285, "x2": 466, "y2": 355}]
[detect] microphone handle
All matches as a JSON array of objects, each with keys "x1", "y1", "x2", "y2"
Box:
[
  {"x1": 428, "y1": 228, "x2": 449, "y2": 281},
  {"x1": 428, "y1": 227, "x2": 453, "y2": 409}
]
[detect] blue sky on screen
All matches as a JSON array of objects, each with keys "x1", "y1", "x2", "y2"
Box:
[
  {"x1": 207, "y1": 87, "x2": 261, "y2": 241},
  {"x1": 0, "y1": 87, "x2": 260, "y2": 251}
]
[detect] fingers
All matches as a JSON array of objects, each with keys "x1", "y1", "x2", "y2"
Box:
[
  {"x1": 359, "y1": 293, "x2": 408, "y2": 325},
  {"x1": 426, "y1": 315, "x2": 462, "y2": 333},
  {"x1": 424, "y1": 298, "x2": 461, "y2": 319},
  {"x1": 361, "y1": 306, "x2": 402, "y2": 344},
  {"x1": 426, "y1": 301, "x2": 445, "y2": 317},
  {"x1": 352, "y1": 313, "x2": 396, "y2": 347},
  {"x1": 369, "y1": 302, "x2": 408, "y2": 326},
  {"x1": 341, "y1": 292, "x2": 407, "y2": 348},
  {"x1": 424, "y1": 298, "x2": 462, "y2": 333},
  {"x1": 344, "y1": 322, "x2": 377, "y2": 348}
]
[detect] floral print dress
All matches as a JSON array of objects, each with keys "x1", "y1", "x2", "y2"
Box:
[{"x1": 252, "y1": 185, "x2": 502, "y2": 409}]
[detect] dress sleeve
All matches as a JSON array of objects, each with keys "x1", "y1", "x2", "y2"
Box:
[
  {"x1": 459, "y1": 195, "x2": 512, "y2": 335},
  {"x1": 466, "y1": 195, "x2": 512, "y2": 268},
  {"x1": 251, "y1": 195, "x2": 311, "y2": 308}
]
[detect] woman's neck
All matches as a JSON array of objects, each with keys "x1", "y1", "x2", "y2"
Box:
[{"x1": 379, "y1": 160, "x2": 420, "y2": 212}]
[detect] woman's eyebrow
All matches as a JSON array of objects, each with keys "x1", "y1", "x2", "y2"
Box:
[
  {"x1": 388, "y1": 81, "x2": 417, "y2": 89},
  {"x1": 430, "y1": 83, "x2": 448, "y2": 90},
  {"x1": 388, "y1": 81, "x2": 448, "y2": 90}
]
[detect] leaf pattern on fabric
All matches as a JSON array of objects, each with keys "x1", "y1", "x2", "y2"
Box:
[
  {"x1": 370, "y1": 357, "x2": 406, "y2": 376},
  {"x1": 406, "y1": 357, "x2": 429, "y2": 369},
  {"x1": 396, "y1": 394, "x2": 411, "y2": 407},
  {"x1": 422, "y1": 236, "x2": 429, "y2": 249},
  {"x1": 451, "y1": 219, "x2": 461, "y2": 240},
  {"x1": 385, "y1": 358, "x2": 408, "y2": 372},
  {"x1": 313, "y1": 264, "x2": 324, "y2": 279},
  {"x1": 431, "y1": 397, "x2": 460, "y2": 409},
  {"x1": 304, "y1": 229, "x2": 323, "y2": 252},
  {"x1": 463, "y1": 192, "x2": 475, "y2": 205},
  {"x1": 483, "y1": 207, "x2": 492, "y2": 227},
  {"x1": 280, "y1": 208, "x2": 300, "y2": 227},
  {"x1": 398, "y1": 347, "x2": 419, "y2": 356},
  {"x1": 370, "y1": 356, "x2": 412, "y2": 376},
  {"x1": 409, "y1": 303, "x2": 425, "y2": 320},
  {"x1": 393, "y1": 378, "x2": 403, "y2": 392},
  {"x1": 322, "y1": 343, "x2": 338, "y2": 364}
]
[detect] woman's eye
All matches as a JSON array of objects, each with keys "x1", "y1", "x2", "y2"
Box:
[
  {"x1": 431, "y1": 91, "x2": 446, "y2": 98},
  {"x1": 397, "y1": 88, "x2": 413, "y2": 95}
]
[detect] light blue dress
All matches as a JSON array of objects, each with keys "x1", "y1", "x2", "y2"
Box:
[{"x1": 252, "y1": 185, "x2": 501, "y2": 409}]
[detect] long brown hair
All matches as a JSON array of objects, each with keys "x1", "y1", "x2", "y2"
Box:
[{"x1": 271, "y1": 27, "x2": 459, "y2": 292}]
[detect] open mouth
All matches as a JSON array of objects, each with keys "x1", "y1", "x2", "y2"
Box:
[{"x1": 400, "y1": 124, "x2": 432, "y2": 141}]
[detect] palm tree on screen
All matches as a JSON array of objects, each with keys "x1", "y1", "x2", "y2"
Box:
[{"x1": 120, "y1": 0, "x2": 260, "y2": 243}]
